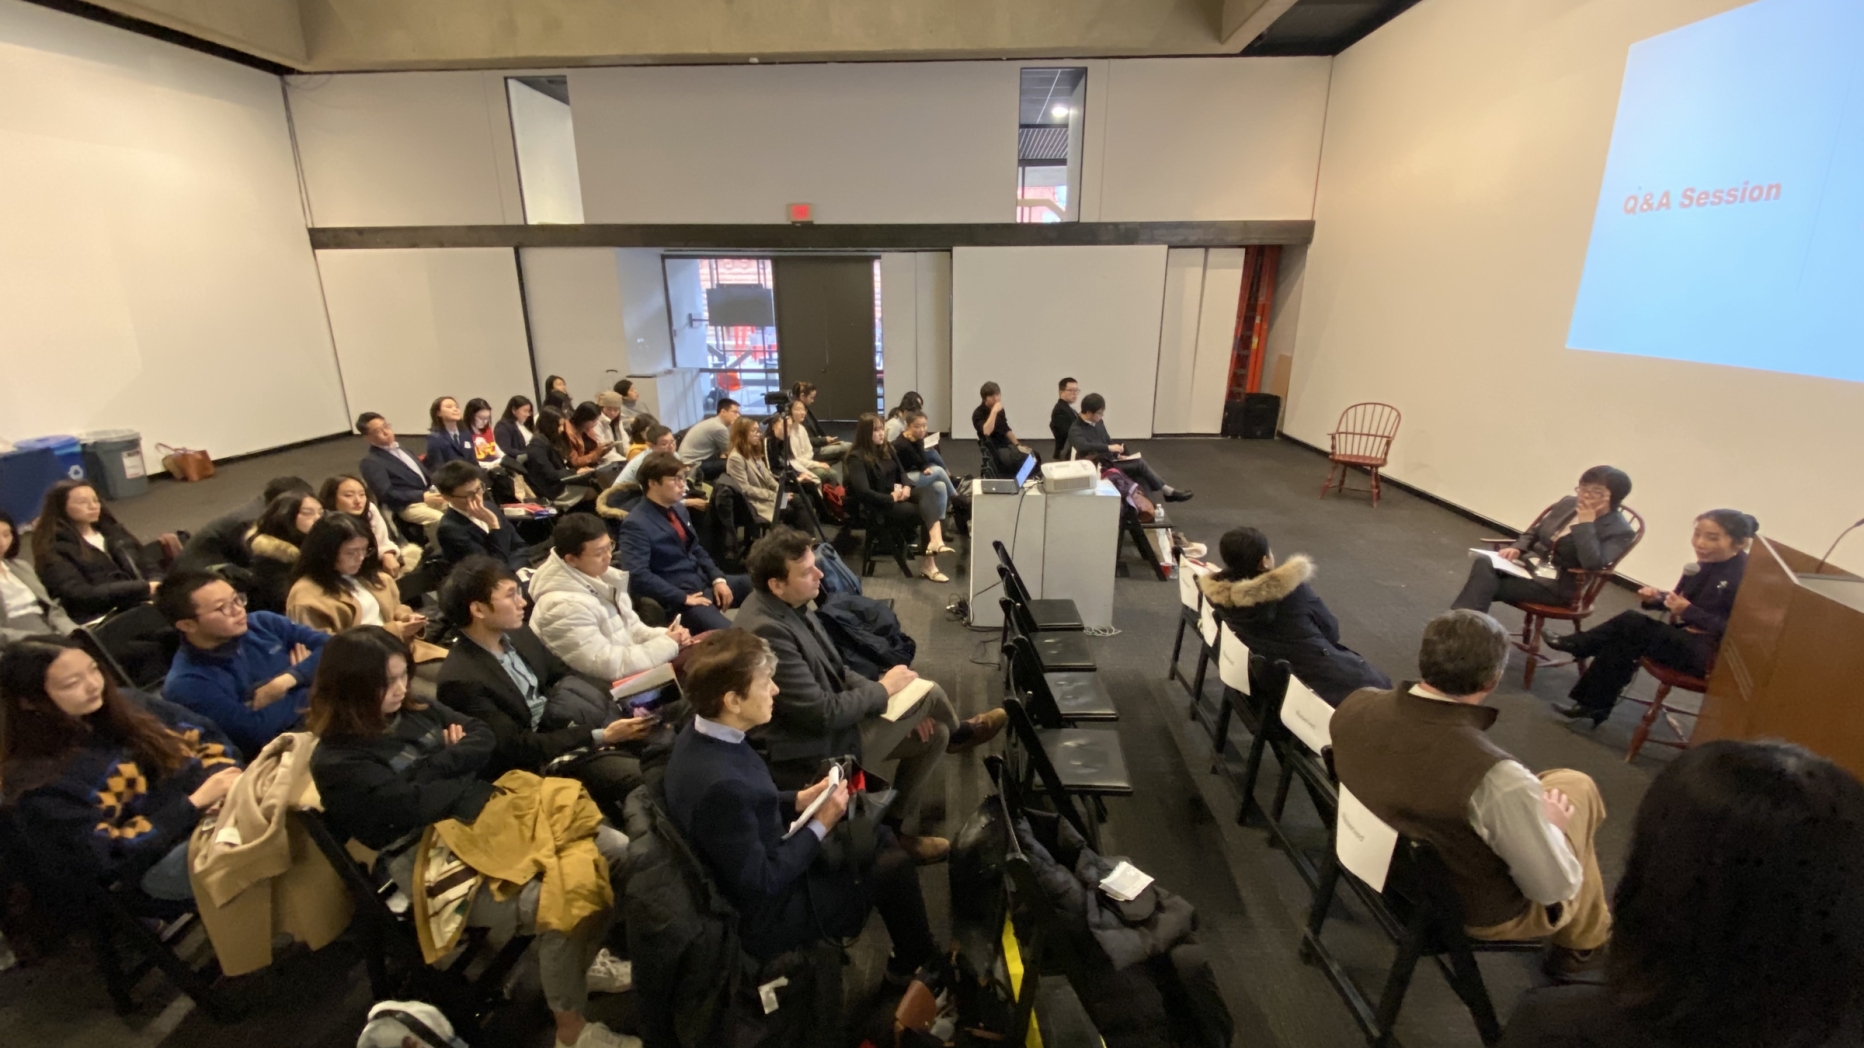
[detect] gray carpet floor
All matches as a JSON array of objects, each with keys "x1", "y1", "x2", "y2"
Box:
[{"x1": 2, "y1": 434, "x2": 1680, "y2": 1048}]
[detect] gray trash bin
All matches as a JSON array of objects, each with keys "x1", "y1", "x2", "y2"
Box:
[{"x1": 78, "y1": 429, "x2": 149, "y2": 499}]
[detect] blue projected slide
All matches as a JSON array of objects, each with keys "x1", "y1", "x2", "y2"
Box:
[{"x1": 1567, "y1": 0, "x2": 1864, "y2": 382}]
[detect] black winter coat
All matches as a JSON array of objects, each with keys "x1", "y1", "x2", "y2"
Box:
[
  {"x1": 622, "y1": 784, "x2": 743, "y2": 1048},
  {"x1": 308, "y1": 703, "x2": 496, "y2": 851},
  {"x1": 1197, "y1": 555, "x2": 1392, "y2": 706},
  {"x1": 35, "y1": 520, "x2": 161, "y2": 620}
]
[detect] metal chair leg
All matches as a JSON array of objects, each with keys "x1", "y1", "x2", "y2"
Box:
[
  {"x1": 1442, "y1": 942, "x2": 1504, "y2": 1045},
  {"x1": 1371, "y1": 921, "x2": 1429, "y2": 1047},
  {"x1": 1236, "y1": 729, "x2": 1272, "y2": 825},
  {"x1": 1522, "y1": 613, "x2": 1544, "y2": 688}
]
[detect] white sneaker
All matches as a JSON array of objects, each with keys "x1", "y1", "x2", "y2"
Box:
[
  {"x1": 555, "y1": 1022, "x2": 641, "y2": 1048},
  {"x1": 585, "y1": 948, "x2": 633, "y2": 994}
]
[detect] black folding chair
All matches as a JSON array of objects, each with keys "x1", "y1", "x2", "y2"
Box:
[
  {"x1": 1003, "y1": 634, "x2": 1116, "y2": 724},
  {"x1": 850, "y1": 500, "x2": 915, "y2": 578},
  {"x1": 77, "y1": 602, "x2": 175, "y2": 692},
  {"x1": 991, "y1": 540, "x2": 1082, "y2": 632},
  {"x1": 1167, "y1": 551, "x2": 1218, "y2": 708},
  {"x1": 1302, "y1": 831, "x2": 1540, "y2": 1047},
  {"x1": 1000, "y1": 695, "x2": 1129, "y2": 851},
  {"x1": 998, "y1": 597, "x2": 1095, "y2": 674}
]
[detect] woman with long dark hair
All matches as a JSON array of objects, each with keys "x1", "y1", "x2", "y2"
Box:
[
  {"x1": 564, "y1": 403, "x2": 612, "y2": 470},
  {"x1": 543, "y1": 375, "x2": 573, "y2": 412},
  {"x1": 285, "y1": 515, "x2": 440, "y2": 664},
  {"x1": 1502, "y1": 740, "x2": 1864, "y2": 1048},
  {"x1": 524, "y1": 406, "x2": 597, "y2": 504},
  {"x1": 1196, "y1": 526, "x2": 1391, "y2": 705},
  {"x1": 31, "y1": 479, "x2": 166, "y2": 620},
  {"x1": 0, "y1": 510, "x2": 76, "y2": 641},
  {"x1": 463, "y1": 397, "x2": 505, "y2": 470},
  {"x1": 423, "y1": 396, "x2": 472, "y2": 471},
  {"x1": 495, "y1": 395, "x2": 536, "y2": 459},
  {"x1": 243, "y1": 491, "x2": 322, "y2": 615},
  {"x1": 318, "y1": 473, "x2": 416, "y2": 577},
  {"x1": 1549, "y1": 509, "x2": 1758, "y2": 724},
  {"x1": 307, "y1": 627, "x2": 628, "y2": 1048},
  {"x1": 0, "y1": 636, "x2": 240, "y2": 901},
  {"x1": 846, "y1": 412, "x2": 952, "y2": 582}
]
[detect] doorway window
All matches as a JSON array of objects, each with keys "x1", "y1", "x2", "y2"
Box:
[
  {"x1": 1017, "y1": 68, "x2": 1086, "y2": 223},
  {"x1": 692, "y1": 258, "x2": 780, "y2": 412}
]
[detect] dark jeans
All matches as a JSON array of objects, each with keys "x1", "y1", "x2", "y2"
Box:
[
  {"x1": 1109, "y1": 457, "x2": 1168, "y2": 495},
  {"x1": 1565, "y1": 611, "x2": 1711, "y2": 711},
  {"x1": 696, "y1": 457, "x2": 728, "y2": 481},
  {"x1": 989, "y1": 444, "x2": 1039, "y2": 478},
  {"x1": 674, "y1": 574, "x2": 753, "y2": 633},
  {"x1": 1451, "y1": 558, "x2": 1563, "y2": 613},
  {"x1": 866, "y1": 831, "x2": 937, "y2": 976}
]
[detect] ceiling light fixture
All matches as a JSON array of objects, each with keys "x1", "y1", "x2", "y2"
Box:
[{"x1": 1050, "y1": 104, "x2": 1070, "y2": 119}]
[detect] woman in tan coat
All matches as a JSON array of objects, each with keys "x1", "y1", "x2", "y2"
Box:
[{"x1": 285, "y1": 515, "x2": 446, "y2": 666}]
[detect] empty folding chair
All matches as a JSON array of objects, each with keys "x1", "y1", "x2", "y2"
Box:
[
  {"x1": 1004, "y1": 635, "x2": 1116, "y2": 724},
  {"x1": 1001, "y1": 695, "x2": 1130, "y2": 850},
  {"x1": 1300, "y1": 790, "x2": 1539, "y2": 1047},
  {"x1": 992, "y1": 540, "x2": 1083, "y2": 631},
  {"x1": 999, "y1": 597, "x2": 1096, "y2": 673}
]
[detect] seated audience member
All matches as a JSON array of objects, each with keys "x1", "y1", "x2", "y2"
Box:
[
  {"x1": 526, "y1": 406, "x2": 599, "y2": 505},
  {"x1": 285, "y1": 515, "x2": 440, "y2": 664},
  {"x1": 774, "y1": 396, "x2": 836, "y2": 484},
  {"x1": 891, "y1": 408, "x2": 954, "y2": 493},
  {"x1": 614, "y1": 423, "x2": 676, "y2": 489},
  {"x1": 662, "y1": 629, "x2": 939, "y2": 982},
  {"x1": 160, "y1": 571, "x2": 329, "y2": 757},
  {"x1": 971, "y1": 382, "x2": 1039, "y2": 477},
  {"x1": 543, "y1": 374, "x2": 574, "y2": 412},
  {"x1": 594, "y1": 392, "x2": 629, "y2": 460},
  {"x1": 307, "y1": 627, "x2": 631, "y2": 1048},
  {"x1": 357, "y1": 412, "x2": 447, "y2": 528},
  {"x1": 791, "y1": 382, "x2": 850, "y2": 465},
  {"x1": 1049, "y1": 376, "x2": 1080, "y2": 454},
  {"x1": 565, "y1": 403, "x2": 615, "y2": 470},
  {"x1": 530, "y1": 515, "x2": 692, "y2": 681},
  {"x1": 434, "y1": 461, "x2": 530, "y2": 572},
  {"x1": 423, "y1": 396, "x2": 473, "y2": 471},
  {"x1": 243, "y1": 491, "x2": 323, "y2": 614},
  {"x1": 495, "y1": 395, "x2": 537, "y2": 459},
  {"x1": 616, "y1": 452, "x2": 750, "y2": 632},
  {"x1": 1066, "y1": 393, "x2": 1192, "y2": 502},
  {"x1": 622, "y1": 413, "x2": 658, "y2": 461},
  {"x1": 735, "y1": 527, "x2": 1004, "y2": 860},
  {"x1": 677, "y1": 398, "x2": 741, "y2": 480},
  {"x1": 1332, "y1": 610, "x2": 1610, "y2": 980},
  {"x1": 174, "y1": 476, "x2": 312, "y2": 574},
  {"x1": 725, "y1": 417, "x2": 783, "y2": 524},
  {"x1": 1453, "y1": 466, "x2": 1636, "y2": 614},
  {"x1": 1500, "y1": 740, "x2": 1864, "y2": 1048},
  {"x1": 846, "y1": 413, "x2": 954, "y2": 582},
  {"x1": 1, "y1": 636, "x2": 241, "y2": 902},
  {"x1": 319, "y1": 473, "x2": 418, "y2": 577},
  {"x1": 1547, "y1": 509, "x2": 1756, "y2": 725},
  {"x1": 437, "y1": 556, "x2": 656, "y2": 811},
  {"x1": 0, "y1": 511, "x2": 77, "y2": 641},
  {"x1": 1197, "y1": 527, "x2": 1391, "y2": 705},
  {"x1": 464, "y1": 397, "x2": 506, "y2": 471},
  {"x1": 610, "y1": 379, "x2": 642, "y2": 430},
  {"x1": 32, "y1": 479, "x2": 169, "y2": 621},
  {"x1": 883, "y1": 391, "x2": 926, "y2": 448}
]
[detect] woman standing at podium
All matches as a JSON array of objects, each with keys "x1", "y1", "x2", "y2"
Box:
[{"x1": 1548, "y1": 509, "x2": 1757, "y2": 725}]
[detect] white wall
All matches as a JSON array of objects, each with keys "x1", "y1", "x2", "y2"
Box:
[
  {"x1": 1152, "y1": 248, "x2": 1246, "y2": 434},
  {"x1": 288, "y1": 71, "x2": 524, "y2": 226},
  {"x1": 571, "y1": 63, "x2": 1018, "y2": 224},
  {"x1": 507, "y1": 80, "x2": 584, "y2": 224},
  {"x1": 952, "y1": 246, "x2": 1168, "y2": 440},
  {"x1": 1094, "y1": 58, "x2": 1331, "y2": 221},
  {"x1": 518, "y1": 248, "x2": 625, "y2": 402},
  {"x1": 0, "y1": 0, "x2": 346, "y2": 460},
  {"x1": 879, "y1": 253, "x2": 954, "y2": 431},
  {"x1": 315, "y1": 249, "x2": 535, "y2": 435},
  {"x1": 1153, "y1": 249, "x2": 1207, "y2": 434},
  {"x1": 1283, "y1": 0, "x2": 1860, "y2": 580}
]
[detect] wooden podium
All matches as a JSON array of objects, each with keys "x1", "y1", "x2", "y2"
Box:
[{"x1": 1693, "y1": 537, "x2": 1864, "y2": 779}]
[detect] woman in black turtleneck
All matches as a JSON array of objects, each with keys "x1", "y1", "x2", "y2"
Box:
[{"x1": 1548, "y1": 508, "x2": 1757, "y2": 724}]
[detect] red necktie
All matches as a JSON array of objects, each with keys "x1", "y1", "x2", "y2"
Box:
[{"x1": 666, "y1": 506, "x2": 688, "y2": 545}]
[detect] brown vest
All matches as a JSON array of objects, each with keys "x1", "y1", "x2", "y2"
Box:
[{"x1": 1330, "y1": 683, "x2": 1530, "y2": 928}]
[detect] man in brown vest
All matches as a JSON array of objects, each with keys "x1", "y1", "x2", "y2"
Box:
[{"x1": 1331, "y1": 610, "x2": 1610, "y2": 979}]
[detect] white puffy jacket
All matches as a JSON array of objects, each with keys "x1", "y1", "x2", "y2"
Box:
[{"x1": 528, "y1": 551, "x2": 681, "y2": 681}]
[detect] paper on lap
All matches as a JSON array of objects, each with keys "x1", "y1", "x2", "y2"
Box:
[
  {"x1": 1468, "y1": 547, "x2": 1533, "y2": 580},
  {"x1": 881, "y1": 678, "x2": 935, "y2": 722}
]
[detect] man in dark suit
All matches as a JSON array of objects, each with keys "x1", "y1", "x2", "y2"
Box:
[
  {"x1": 1066, "y1": 393, "x2": 1193, "y2": 502},
  {"x1": 661, "y1": 629, "x2": 936, "y2": 980},
  {"x1": 1048, "y1": 376, "x2": 1079, "y2": 456},
  {"x1": 436, "y1": 555, "x2": 656, "y2": 811},
  {"x1": 733, "y1": 527, "x2": 1004, "y2": 865},
  {"x1": 1452, "y1": 466, "x2": 1637, "y2": 614},
  {"x1": 356, "y1": 412, "x2": 446, "y2": 528},
  {"x1": 432, "y1": 461, "x2": 530, "y2": 572},
  {"x1": 615, "y1": 452, "x2": 750, "y2": 632}
]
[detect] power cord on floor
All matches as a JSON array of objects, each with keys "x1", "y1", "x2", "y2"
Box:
[{"x1": 1083, "y1": 625, "x2": 1122, "y2": 638}]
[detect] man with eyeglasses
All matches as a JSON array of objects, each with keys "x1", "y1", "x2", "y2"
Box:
[
  {"x1": 433, "y1": 461, "x2": 532, "y2": 573},
  {"x1": 158, "y1": 571, "x2": 328, "y2": 756}
]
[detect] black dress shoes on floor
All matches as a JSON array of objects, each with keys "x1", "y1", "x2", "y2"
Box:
[
  {"x1": 1544, "y1": 632, "x2": 1584, "y2": 655},
  {"x1": 1553, "y1": 702, "x2": 1610, "y2": 727},
  {"x1": 1164, "y1": 489, "x2": 1195, "y2": 503}
]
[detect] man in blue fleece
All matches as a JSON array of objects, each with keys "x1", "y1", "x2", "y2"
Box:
[{"x1": 158, "y1": 571, "x2": 328, "y2": 757}]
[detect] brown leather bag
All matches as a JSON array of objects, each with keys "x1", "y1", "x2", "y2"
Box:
[{"x1": 156, "y1": 443, "x2": 215, "y2": 482}]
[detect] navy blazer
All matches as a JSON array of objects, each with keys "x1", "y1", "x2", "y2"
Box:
[
  {"x1": 360, "y1": 445, "x2": 431, "y2": 513},
  {"x1": 616, "y1": 500, "x2": 723, "y2": 608},
  {"x1": 435, "y1": 507, "x2": 528, "y2": 571},
  {"x1": 663, "y1": 725, "x2": 840, "y2": 960},
  {"x1": 423, "y1": 426, "x2": 474, "y2": 471},
  {"x1": 493, "y1": 419, "x2": 531, "y2": 460}
]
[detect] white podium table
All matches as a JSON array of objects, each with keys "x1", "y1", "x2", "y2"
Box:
[{"x1": 967, "y1": 478, "x2": 1121, "y2": 629}]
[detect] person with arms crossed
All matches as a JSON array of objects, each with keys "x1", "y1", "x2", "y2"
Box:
[{"x1": 159, "y1": 571, "x2": 329, "y2": 757}]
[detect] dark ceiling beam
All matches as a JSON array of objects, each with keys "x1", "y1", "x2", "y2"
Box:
[
  {"x1": 22, "y1": 0, "x2": 298, "y2": 74},
  {"x1": 308, "y1": 221, "x2": 1315, "y2": 251}
]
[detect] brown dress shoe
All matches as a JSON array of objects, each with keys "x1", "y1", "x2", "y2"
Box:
[
  {"x1": 894, "y1": 834, "x2": 951, "y2": 865},
  {"x1": 1543, "y1": 945, "x2": 1607, "y2": 985},
  {"x1": 947, "y1": 708, "x2": 1009, "y2": 753}
]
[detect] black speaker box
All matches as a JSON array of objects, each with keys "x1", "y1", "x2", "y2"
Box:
[{"x1": 1222, "y1": 393, "x2": 1281, "y2": 439}]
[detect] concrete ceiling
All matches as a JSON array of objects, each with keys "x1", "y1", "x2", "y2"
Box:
[{"x1": 46, "y1": 0, "x2": 1414, "y2": 72}]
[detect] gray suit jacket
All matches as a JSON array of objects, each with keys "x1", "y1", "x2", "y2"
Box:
[
  {"x1": 1, "y1": 557, "x2": 79, "y2": 641},
  {"x1": 733, "y1": 589, "x2": 887, "y2": 765},
  {"x1": 1511, "y1": 496, "x2": 1637, "y2": 596}
]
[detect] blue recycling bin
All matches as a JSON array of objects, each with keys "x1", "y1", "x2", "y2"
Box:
[
  {"x1": 0, "y1": 445, "x2": 64, "y2": 524},
  {"x1": 14, "y1": 435, "x2": 86, "y2": 484}
]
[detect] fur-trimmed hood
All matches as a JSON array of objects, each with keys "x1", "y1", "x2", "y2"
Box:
[
  {"x1": 1196, "y1": 554, "x2": 1314, "y2": 609},
  {"x1": 596, "y1": 482, "x2": 640, "y2": 521},
  {"x1": 247, "y1": 532, "x2": 300, "y2": 564}
]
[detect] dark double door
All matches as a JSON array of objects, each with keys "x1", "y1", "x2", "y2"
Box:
[{"x1": 773, "y1": 256, "x2": 877, "y2": 422}]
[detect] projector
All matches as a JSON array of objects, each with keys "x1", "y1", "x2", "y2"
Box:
[{"x1": 1041, "y1": 460, "x2": 1100, "y2": 494}]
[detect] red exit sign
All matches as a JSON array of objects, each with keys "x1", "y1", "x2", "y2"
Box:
[{"x1": 788, "y1": 203, "x2": 812, "y2": 223}]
